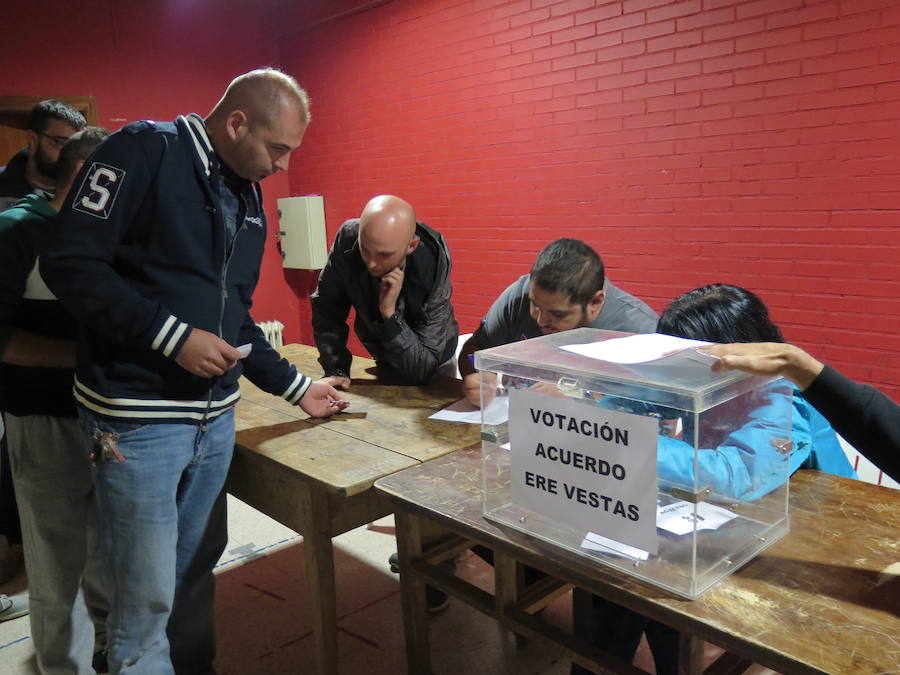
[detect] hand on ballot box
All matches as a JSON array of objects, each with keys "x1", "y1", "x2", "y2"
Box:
[{"x1": 529, "y1": 380, "x2": 568, "y2": 399}]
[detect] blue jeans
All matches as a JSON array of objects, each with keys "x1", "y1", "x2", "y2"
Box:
[{"x1": 80, "y1": 408, "x2": 234, "y2": 675}]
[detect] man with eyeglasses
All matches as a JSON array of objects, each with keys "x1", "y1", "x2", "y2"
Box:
[
  {"x1": 0, "y1": 99, "x2": 86, "y2": 625},
  {"x1": 0, "y1": 99, "x2": 86, "y2": 212}
]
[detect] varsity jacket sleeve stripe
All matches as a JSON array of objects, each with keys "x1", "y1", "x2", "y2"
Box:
[
  {"x1": 40, "y1": 129, "x2": 194, "y2": 357},
  {"x1": 281, "y1": 371, "x2": 311, "y2": 404},
  {"x1": 161, "y1": 321, "x2": 190, "y2": 357},
  {"x1": 238, "y1": 311, "x2": 311, "y2": 404}
]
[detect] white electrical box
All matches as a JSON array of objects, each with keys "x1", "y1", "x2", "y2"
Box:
[{"x1": 277, "y1": 195, "x2": 328, "y2": 269}]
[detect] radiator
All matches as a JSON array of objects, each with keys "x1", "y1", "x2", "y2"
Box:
[{"x1": 255, "y1": 320, "x2": 285, "y2": 348}]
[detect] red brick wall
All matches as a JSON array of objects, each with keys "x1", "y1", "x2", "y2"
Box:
[
  {"x1": 1, "y1": 0, "x2": 304, "y2": 345},
  {"x1": 279, "y1": 0, "x2": 900, "y2": 398}
]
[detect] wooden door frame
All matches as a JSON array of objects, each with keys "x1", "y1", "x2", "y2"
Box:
[{"x1": 0, "y1": 96, "x2": 98, "y2": 130}]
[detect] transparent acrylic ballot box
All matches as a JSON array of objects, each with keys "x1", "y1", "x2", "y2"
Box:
[{"x1": 477, "y1": 328, "x2": 792, "y2": 599}]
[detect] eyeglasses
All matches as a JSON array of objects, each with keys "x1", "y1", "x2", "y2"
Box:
[{"x1": 39, "y1": 133, "x2": 71, "y2": 149}]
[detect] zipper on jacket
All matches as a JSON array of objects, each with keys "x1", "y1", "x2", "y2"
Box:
[
  {"x1": 218, "y1": 196, "x2": 247, "y2": 338},
  {"x1": 205, "y1": 193, "x2": 249, "y2": 425},
  {"x1": 201, "y1": 201, "x2": 226, "y2": 427}
]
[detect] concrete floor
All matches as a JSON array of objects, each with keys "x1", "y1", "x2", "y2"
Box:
[{"x1": 0, "y1": 495, "x2": 778, "y2": 674}]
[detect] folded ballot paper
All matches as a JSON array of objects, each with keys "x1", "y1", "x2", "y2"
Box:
[
  {"x1": 581, "y1": 499, "x2": 738, "y2": 560},
  {"x1": 655, "y1": 499, "x2": 738, "y2": 535},
  {"x1": 560, "y1": 333, "x2": 717, "y2": 367}
]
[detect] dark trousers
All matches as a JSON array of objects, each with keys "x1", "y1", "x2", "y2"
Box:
[
  {"x1": 475, "y1": 543, "x2": 680, "y2": 674},
  {"x1": 571, "y1": 597, "x2": 679, "y2": 675},
  {"x1": 1, "y1": 432, "x2": 23, "y2": 545}
]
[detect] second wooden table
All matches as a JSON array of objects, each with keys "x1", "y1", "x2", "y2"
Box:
[{"x1": 230, "y1": 344, "x2": 479, "y2": 675}]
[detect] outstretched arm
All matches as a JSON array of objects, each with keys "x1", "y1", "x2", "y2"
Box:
[
  {"x1": 703, "y1": 342, "x2": 823, "y2": 390},
  {"x1": 704, "y1": 342, "x2": 899, "y2": 482}
]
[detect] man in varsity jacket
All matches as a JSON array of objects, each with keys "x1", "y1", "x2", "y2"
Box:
[{"x1": 41, "y1": 69, "x2": 347, "y2": 674}]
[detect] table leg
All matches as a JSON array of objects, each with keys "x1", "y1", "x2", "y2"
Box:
[
  {"x1": 572, "y1": 587, "x2": 592, "y2": 642},
  {"x1": 300, "y1": 484, "x2": 338, "y2": 675},
  {"x1": 395, "y1": 510, "x2": 431, "y2": 675},
  {"x1": 678, "y1": 632, "x2": 704, "y2": 675},
  {"x1": 494, "y1": 550, "x2": 529, "y2": 649}
]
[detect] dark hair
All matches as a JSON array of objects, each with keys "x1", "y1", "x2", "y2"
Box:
[
  {"x1": 530, "y1": 238, "x2": 605, "y2": 306},
  {"x1": 657, "y1": 283, "x2": 784, "y2": 344},
  {"x1": 28, "y1": 99, "x2": 87, "y2": 134},
  {"x1": 56, "y1": 127, "x2": 109, "y2": 184}
]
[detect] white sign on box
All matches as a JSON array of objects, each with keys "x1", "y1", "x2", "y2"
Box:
[{"x1": 508, "y1": 388, "x2": 659, "y2": 554}]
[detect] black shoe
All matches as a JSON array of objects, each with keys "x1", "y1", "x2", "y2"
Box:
[
  {"x1": 388, "y1": 552, "x2": 450, "y2": 614},
  {"x1": 92, "y1": 649, "x2": 109, "y2": 674},
  {"x1": 425, "y1": 585, "x2": 449, "y2": 614}
]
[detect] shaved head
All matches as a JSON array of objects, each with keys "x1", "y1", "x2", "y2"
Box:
[
  {"x1": 358, "y1": 195, "x2": 420, "y2": 277},
  {"x1": 211, "y1": 68, "x2": 310, "y2": 127},
  {"x1": 205, "y1": 68, "x2": 310, "y2": 182}
]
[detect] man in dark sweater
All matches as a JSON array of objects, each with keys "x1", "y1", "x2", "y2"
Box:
[
  {"x1": 458, "y1": 238, "x2": 658, "y2": 407},
  {"x1": 312, "y1": 195, "x2": 460, "y2": 612},
  {"x1": 0, "y1": 127, "x2": 109, "y2": 673}
]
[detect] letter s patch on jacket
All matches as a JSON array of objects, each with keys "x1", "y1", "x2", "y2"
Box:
[{"x1": 73, "y1": 162, "x2": 126, "y2": 219}]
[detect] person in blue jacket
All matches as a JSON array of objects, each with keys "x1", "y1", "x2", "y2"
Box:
[
  {"x1": 655, "y1": 284, "x2": 855, "y2": 492},
  {"x1": 574, "y1": 283, "x2": 855, "y2": 675}
]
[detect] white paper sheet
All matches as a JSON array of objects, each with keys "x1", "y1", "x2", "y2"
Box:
[
  {"x1": 236, "y1": 343, "x2": 252, "y2": 359},
  {"x1": 428, "y1": 395, "x2": 509, "y2": 425},
  {"x1": 560, "y1": 333, "x2": 715, "y2": 365},
  {"x1": 581, "y1": 531, "x2": 650, "y2": 560},
  {"x1": 656, "y1": 499, "x2": 738, "y2": 535},
  {"x1": 580, "y1": 499, "x2": 738, "y2": 558}
]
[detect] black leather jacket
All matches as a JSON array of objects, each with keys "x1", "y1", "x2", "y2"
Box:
[{"x1": 311, "y1": 218, "x2": 458, "y2": 384}]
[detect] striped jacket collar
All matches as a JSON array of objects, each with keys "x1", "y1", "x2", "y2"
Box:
[{"x1": 181, "y1": 113, "x2": 214, "y2": 176}]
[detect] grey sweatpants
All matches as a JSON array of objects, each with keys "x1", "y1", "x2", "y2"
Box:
[{"x1": 6, "y1": 414, "x2": 108, "y2": 675}]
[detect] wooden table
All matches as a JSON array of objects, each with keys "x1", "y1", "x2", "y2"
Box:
[
  {"x1": 230, "y1": 344, "x2": 480, "y2": 675},
  {"x1": 376, "y1": 447, "x2": 900, "y2": 675}
]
